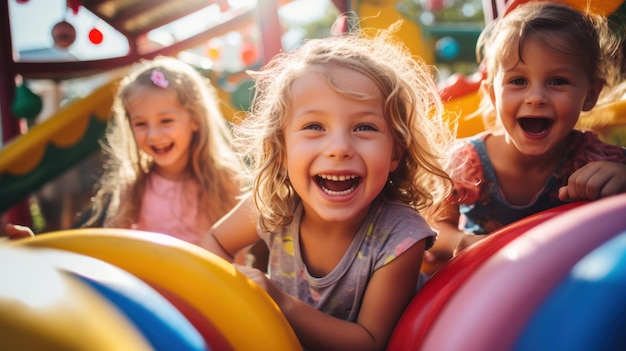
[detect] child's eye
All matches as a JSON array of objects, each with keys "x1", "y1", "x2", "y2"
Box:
[
  {"x1": 549, "y1": 78, "x2": 569, "y2": 86},
  {"x1": 161, "y1": 118, "x2": 174, "y2": 124},
  {"x1": 510, "y1": 78, "x2": 526, "y2": 85},
  {"x1": 131, "y1": 121, "x2": 146, "y2": 128},
  {"x1": 354, "y1": 124, "x2": 377, "y2": 132},
  {"x1": 303, "y1": 123, "x2": 323, "y2": 131}
]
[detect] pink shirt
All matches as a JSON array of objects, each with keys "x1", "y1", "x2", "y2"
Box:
[{"x1": 135, "y1": 173, "x2": 212, "y2": 245}]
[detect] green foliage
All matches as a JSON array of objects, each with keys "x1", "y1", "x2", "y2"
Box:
[{"x1": 397, "y1": 0, "x2": 485, "y2": 25}]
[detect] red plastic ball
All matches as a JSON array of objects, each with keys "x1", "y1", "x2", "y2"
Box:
[
  {"x1": 89, "y1": 28, "x2": 103, "y2": 45},
  {"x1": 240, "y1": 42, "x2": 257, "y2": 66}
]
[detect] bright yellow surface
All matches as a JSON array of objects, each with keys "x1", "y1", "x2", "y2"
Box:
[
  {"x1": 444, "y1": 91, "x2": 485, "y2": 138},
  {"x1": 354, "y1": 0, "x2": 435, "y2": 65},
  {"x1": 0, "y1": 246, "x2": 153, "y2": 351},
  {"x1": 12, "y1": 228, "x2": 302, "y2": 351}
]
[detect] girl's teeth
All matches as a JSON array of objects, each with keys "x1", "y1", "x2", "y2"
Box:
[
  {"x1": 320, "y1": 174, "x2": 356, "y2": 181},
  {"x1": 322, "y1": 186, "x2": 356, "y2": 196}
]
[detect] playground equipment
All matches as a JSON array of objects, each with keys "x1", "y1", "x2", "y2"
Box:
[
  {"x1": 5, "y1": 228, "x2": 301, "y2": 351},
  {"x1": 1, "y1": 194, "x2": 624, "y2": 350},
  {"x1": 0, "y1": 0, "x2": 286, "y2": 225},
  {"x1": 1, "y1": 1, "x2": 625, "y2": 348},
  {"x1": 5, "y1": 0, "x2": 624, "y2": 225},
  {"x1": 0, "y1": 73, "x2": 124, "y2": 213}
]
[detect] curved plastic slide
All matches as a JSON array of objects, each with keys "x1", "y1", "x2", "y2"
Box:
[{"x1": 0, "y1": 72, "x2": 125, "y2": 213}]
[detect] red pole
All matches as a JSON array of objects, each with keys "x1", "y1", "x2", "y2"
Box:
[
  {"x1": 332, "y1": 0, "x2": 351, "y2": 13},
  {"x1": 256, "y1": 0, "x2": 283, "y2": 65},
  {"x1": 0, "y1": 0, "x2": 32, "y2": 228}
]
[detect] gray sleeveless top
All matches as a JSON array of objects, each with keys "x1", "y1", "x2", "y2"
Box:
[{"x1": 259, "y1": 196, "x2": 435, "y2": 322}]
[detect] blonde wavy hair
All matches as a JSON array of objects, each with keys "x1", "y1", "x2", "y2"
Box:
[
  {"x1": 233, "y1": 23, "x2": 455, "y2": 233},
  {"x1": 86, "y1": 56, "x2": 244, "y2": 228}
]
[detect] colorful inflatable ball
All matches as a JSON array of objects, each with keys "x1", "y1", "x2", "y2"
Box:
[
  {"x1": 10, "y1": 228, "x2": 302, "y2": 351},
  {"x1": 421, "y1": 194, "x2": 626, "y2": 351},
  {"x1": 33, "y1": 247, "x2": 208, "y2": 351},
  {"x1": 149, "y1": 283, "x2": 233, "y2": 350},
  {"x1": 0, "y1": 246, "x2": 153, "y2": 351},
  {"x1": 387, "y1": 201, "x2": 585, "y2": 350},
  {"x1": 515, "y1": 230, "x2": 626, "y2": 351}
]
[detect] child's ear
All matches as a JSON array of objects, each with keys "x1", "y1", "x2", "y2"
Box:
[
  {"x1": 389, "y1": 144, "x2": 403, "y2": 172},
  {"x1": 582, "y1": 80, "x2": 604, "y2": 111},
  {"x1": 192, "y1": 119, "x2": 199, "y2": 132},
  {"x1": 481, "y1": 80, "x2": 495, "y2": 105}
]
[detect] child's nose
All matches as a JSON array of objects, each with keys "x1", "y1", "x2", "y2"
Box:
[
  {"x1": 325, "y1": 132, "x2": 353, "y2": 159},
  {"x1": 525, "y1": 85, "x2": 547, "y2": 106},
  {"x1": 147, "y1": 125, "x2": 162, "y2": 139}
]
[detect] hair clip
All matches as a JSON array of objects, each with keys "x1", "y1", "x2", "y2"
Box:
[{"x1": 150, "y1": 69, "x2": 169, "y2": 88}]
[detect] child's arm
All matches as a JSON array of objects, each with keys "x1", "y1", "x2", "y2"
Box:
[
  {"x1": 198, "y1": 196, "x2": 260, "y2": 262},
  {"x1": 423, "y1": 218, "x2": 459, "y2": 273},
  {"x1": 237, "y1": 240, "x2": 426, "y2": 351},
  {"x1": 425, "y1": 201, "x2": 482, "y2": 272},
  {"x1": 559, "y1": 161, "x2": 626, "y2": 201}
]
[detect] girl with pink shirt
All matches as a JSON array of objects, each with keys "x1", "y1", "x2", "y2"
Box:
[
  {"x1": 6, "y1": 57, "x2": 245, "y2": 245},
  {"x1": 90, "y1": 56, "x2": 244, "y2": 244}
]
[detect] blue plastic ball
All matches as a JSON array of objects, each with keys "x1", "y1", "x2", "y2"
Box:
[{"x1": 436, "y1": 36, "x2": 460, "y2": 61}]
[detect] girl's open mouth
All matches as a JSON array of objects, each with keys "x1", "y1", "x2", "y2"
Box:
[
  {"x1": 151, "y1": 143, "x2": 173, "y2": 154},
  {"x1": 316, "y1": 174, "x2": 361, "y2": 196},
  {"x1": 518, "y1": 117, "x2": 554, "y2": 135}
]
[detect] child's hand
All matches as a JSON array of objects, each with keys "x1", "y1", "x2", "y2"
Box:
[
  {"x1": 423, "y1": 249, "x2": 453, "y2": 264},
  {"x1": 454, "y1": 233, "x2": 485, "y2": 256},
  {"x1": 233, "y1": 263, "x2": 273, "y2": 292},
  {"x1": 422, "y1": 250, "x2": 453, "y2": 276},
  {"x1": 423, "y1": 231, "x2": 484, "y2": 275},
  {"x1": 559, "y1": 161, "x2": 626, "y2": 201},
  {"x1": 3, "y1": 224, "x2": 35, "y2": 240},
  {"x1": 233, "y1": 263, "x2": 294, "y2": 325}
]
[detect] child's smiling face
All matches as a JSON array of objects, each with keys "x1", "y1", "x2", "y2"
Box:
[
  {"x1": 283, "y1": 66, "x2": 400, "y2": 225},
  {"x1": 126, "y1": 88, "x2": 198, "y2": 179},
  {"x1": 488, "y1": 34, "x2": 602, "y2": 156}
]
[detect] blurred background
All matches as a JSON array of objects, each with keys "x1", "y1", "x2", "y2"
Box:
[{"x1": 2, "y1": 0, "x2": 623, "y2": 233}]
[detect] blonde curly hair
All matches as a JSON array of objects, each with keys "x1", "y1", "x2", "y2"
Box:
[{"x1": 233, "y1": 23, "x2": 455, "y2": 233}]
